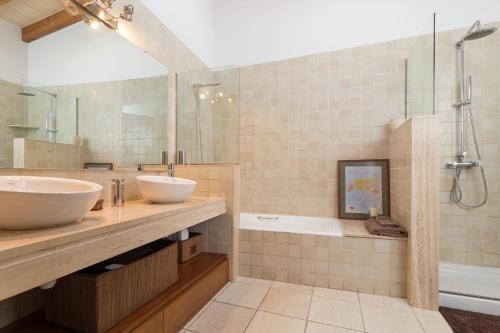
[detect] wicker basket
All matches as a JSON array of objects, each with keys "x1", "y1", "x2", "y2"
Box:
[{"x1": 45, "y1": 239, "x2": 178, "y2": 333}]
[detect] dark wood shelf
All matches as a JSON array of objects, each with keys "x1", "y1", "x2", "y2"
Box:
[{"x1": 0, "y1": 253, "x2": 228, "y2": 333}]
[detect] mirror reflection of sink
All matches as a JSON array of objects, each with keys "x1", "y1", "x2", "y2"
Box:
[
  {"x1": 0, "y1": 176, "x2": 103, "y2": 230},
  {"x1": 136, "y1": 176, "x2": 197, "y2": 203}
]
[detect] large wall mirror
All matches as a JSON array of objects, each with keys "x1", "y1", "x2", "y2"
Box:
[{"x1": 0, "y1": 4, "x2": 168, "y2": 170}]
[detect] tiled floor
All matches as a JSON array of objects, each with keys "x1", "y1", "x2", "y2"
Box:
[{"x1": 180, "y1": 277, "x2": 452, "y2": 333}]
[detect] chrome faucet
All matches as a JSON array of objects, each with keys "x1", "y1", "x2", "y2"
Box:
[
  {"x1": 167, "y1": 163, "x2": 175, "y2": 177},
  {"x1": 111, "y1": 178, "x2": 125, "y2": 207}
]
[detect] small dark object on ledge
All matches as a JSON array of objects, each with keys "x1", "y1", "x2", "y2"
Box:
[
  {"x1": 375, "y1": 215, "x2": 399, "y2": 227},
  {"x1": 91, "y1": 199, "x2": 104, "y2": 211},
  {"x1": 365, "y1": 217, "x2": 408, "y2": 238}
]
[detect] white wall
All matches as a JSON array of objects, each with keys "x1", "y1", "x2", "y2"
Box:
[
  {"x1": 212, "y1": 0, "x2": 500, "y2": 67},
  {"x1": 0, "y1": 18, "x2": 27, "y2": 84},
  {"x1": 140, "y1": 0, "x2": 215, "y2": 68},
  {"x1": 27, "y1": 22, "x2": 168, "y2": 86}
]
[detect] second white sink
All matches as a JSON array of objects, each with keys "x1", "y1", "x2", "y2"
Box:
[{"x1": 136, "y1": 176, "x2": 197, "y2": 203}]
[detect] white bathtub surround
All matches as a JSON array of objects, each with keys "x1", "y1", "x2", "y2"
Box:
[
  {"x1": 239, "y1": 216, "x2": 407, "y2": 297},
  {"x1": 240, "y1": 213, "x2": 343, "y2": 237},
  {"x1": 439, "y1": 262, "x2": 500, "y2": 315},
  {"x1": 389, "y1": 116, "x2": 440, "y2": 310}
]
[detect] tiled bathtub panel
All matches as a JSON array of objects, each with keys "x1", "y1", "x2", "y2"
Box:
[{"x1": 239, "y1": 230, "x2": 407, "y2": 298}]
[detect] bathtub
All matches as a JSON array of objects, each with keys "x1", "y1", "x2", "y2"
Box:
[
  {"x1": 440, "y1": 262, "x2": 500, "y2": 315},
  {"x1": 240, "y1": 212, "x2": 343, "y2": 237}
]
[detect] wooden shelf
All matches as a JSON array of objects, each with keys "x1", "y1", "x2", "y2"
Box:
[
  {"x1": 7, "y1": 124, "x2": 40, "y2": 130},
  {"x1": 0, "y1": 253, "x2": 229, "y2": 333}
]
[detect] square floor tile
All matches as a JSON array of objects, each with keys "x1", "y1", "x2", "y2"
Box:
[
  {"x1": 359, "y1": 293, "x2": 412, "y2": 311},
  {"x1": 361, "y1": 303, "x2": 424, "y2": 333},
  {"x1": 314, "y1": 287, "x2": 359, "y2": 303},
  {"x1": 216, "y1": 281, "x2": 269, "y2": 309},
  {"x1": 188, "y1": 302, "x2": 255, "y2": 333},
  {"x1": 246, "y1": 311, "x2": 306, "y2": 333},
  {"x1": 272, "y1": 281, "x2": 314, "y2": 295},
  {"x1": 306, "y1": 321, "x2": 362, "y2": 333},
  {"x1": 260, "y1": 288, "x2": 312, "y2": 319},
  {"x1": 309, "y1": 296, "x2": 364, "y2": 331},
  {"x1": 413, "y1": 308, "x2": 453, "y2": 333},
  {"x1": 184, "y1": 300, "x2": 213, "y2": 328},
  {"x1": 212, "y1": 282, "x2": 232, "y2": 300},
  {"x1": 235, "y1": 276, "x2": 274, "y2": 287}
]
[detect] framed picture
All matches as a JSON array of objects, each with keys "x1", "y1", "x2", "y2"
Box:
[{"x1": 338, "y1": 159, "x2": 390, "y2": 220}]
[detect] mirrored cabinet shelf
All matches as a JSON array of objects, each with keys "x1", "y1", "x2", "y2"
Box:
[{"x1": 7, "y1": 124, "x2": 40, "y2": 130}]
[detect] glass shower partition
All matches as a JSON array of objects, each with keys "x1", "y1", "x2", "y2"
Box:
[
  {"x1": 25, "y1": 86, "x2": 58, "y2": 142},
  {"x1": 176, "y1": 67, "x2": 240, "y2": 164},
  {"x1": 405, "y1": 13, "x2": 436, "y2": 118}
]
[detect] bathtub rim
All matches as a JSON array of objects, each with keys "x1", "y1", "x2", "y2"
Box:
[{"x1": 240, "y1": 212, "x2": 344, "y2": 237}]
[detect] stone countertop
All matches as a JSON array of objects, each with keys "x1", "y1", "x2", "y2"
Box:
[
  {"x1": 0, "y1": 197, "x2": 225, "y2": 260},
  {"x1": 0, "y1": 197, "x2": 226, "y2": 301}
]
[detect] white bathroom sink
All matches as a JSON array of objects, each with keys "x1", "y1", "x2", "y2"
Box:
[
  {"x1": 0, "y1": 176, "x2": 103, "y2": 230},
  {"x1": 136, "y1": 176, "x2": 197, "y2": 203}
]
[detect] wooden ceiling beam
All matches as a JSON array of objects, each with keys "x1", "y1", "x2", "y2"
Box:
[{"x1": 22, "y1": 10, "x2": 83, "y2": 43}]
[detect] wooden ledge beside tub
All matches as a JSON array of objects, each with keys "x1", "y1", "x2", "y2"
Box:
[{"x1": 0, "y1": 197, "x2": 226, "y2": 302}]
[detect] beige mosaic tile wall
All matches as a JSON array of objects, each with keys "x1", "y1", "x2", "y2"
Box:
[
  {"x1": 0, "y1": 79, "x2": 24, "y2": 168},
  {"x1": 24, "y1": 76, "x2": 168, "y2": 166},
  {"x1": 437, "y1": 22, "x2": 500, "y2": 268},
  {"x1": 13, "y1": 139, "x2": 82, "y2": 169},
  {"x1": 239, "y1": 38, "x2": 414, "y2": 217},
  {"x1": 239, "y1": 230, "x2": 407, "y2": 298},
  {"x1": 176, "y1": 164, "x2": 241, "y2": 279}
]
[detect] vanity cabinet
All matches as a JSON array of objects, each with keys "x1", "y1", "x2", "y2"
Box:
[
  {"x1": 131, "y1": 312, "x2": 164, "y2": 333},
  {"x1": 108, "y1": 253, "x2": 229, "y2": 333},
  {"x1": 46, "y1": 239, "x2": 178, "y2": 333}
]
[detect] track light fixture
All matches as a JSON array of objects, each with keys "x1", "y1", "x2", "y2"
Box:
[{"x1": 63, "y1": 0, "x2": 134, "y2": 31}]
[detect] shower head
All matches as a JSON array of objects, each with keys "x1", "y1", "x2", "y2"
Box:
[
  {"x1": 464, "y1": 27, "x2": 497, "y2": 41},
  {"x1": 456, "y1": 21, "x2": 497, "y2": 48},
  {"x1": 193, "y1": 82, "x2": 221, "y2": 89}
]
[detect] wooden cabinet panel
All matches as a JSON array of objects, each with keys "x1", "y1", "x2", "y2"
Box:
[
  {"x1": 163, "y1": 259, "x2": 229, "y2": 333},
  {"x1": 131, "y1": 311, "x2": 163, "y2": 333}
]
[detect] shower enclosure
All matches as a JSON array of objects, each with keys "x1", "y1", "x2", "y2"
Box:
[
  {"x1": 176, "y1": 67, "x2": 240, "y2": 164},
  {"x1": 23, "y1": 85, "x2": 58, "y2": 143},
  {"x1": 407, "y1": 16, "x2": 500, "y2": 315}
]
